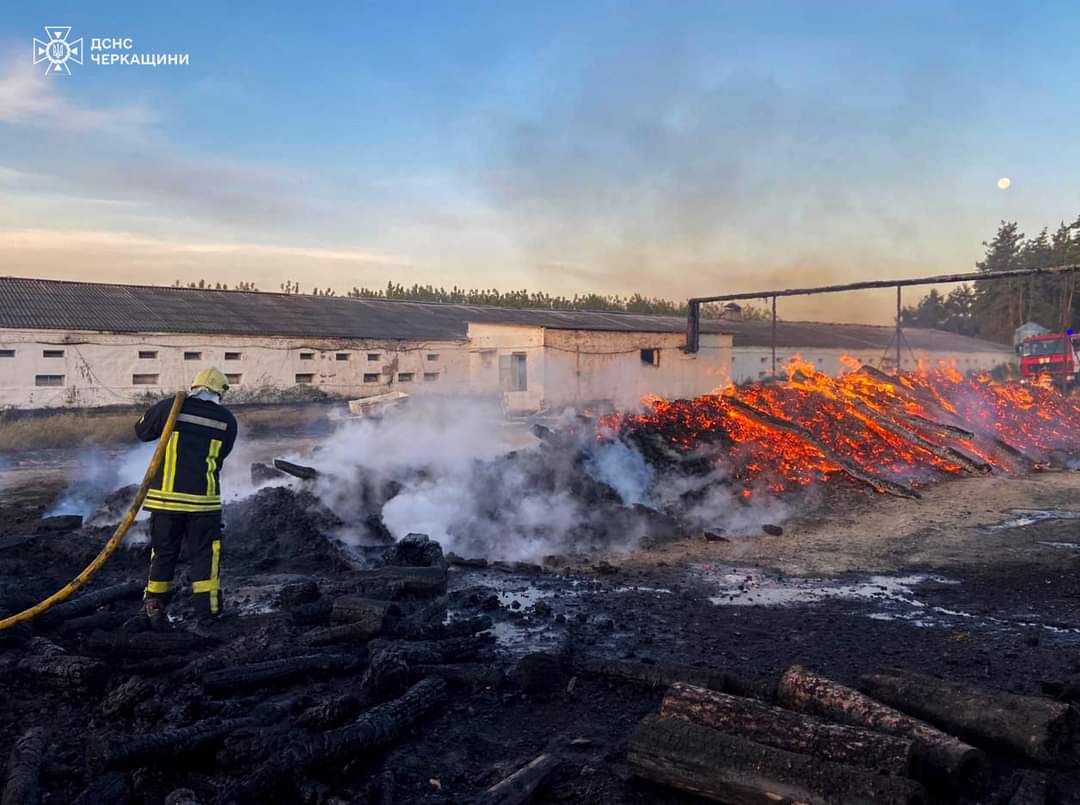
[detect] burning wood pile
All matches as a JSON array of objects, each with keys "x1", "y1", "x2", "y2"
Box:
[
  {"x1": 603, "y1": 360, "x2": 1080, "y2": 500},
  {"x1": 627, "y1": 665, "x2": 1075, "y2": 804}
]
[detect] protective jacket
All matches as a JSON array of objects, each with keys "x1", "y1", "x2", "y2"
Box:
[{"x1": 135, "y1": 396, "x2": 238, "y2": 513}]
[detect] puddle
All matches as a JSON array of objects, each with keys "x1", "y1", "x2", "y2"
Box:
[
  {"x1": 696, "y1": 565, "x2": 1080, "y2": 638},
  {"x1": 613, "y1": 586, "x2": 673, "y2": 595},
  {"x1": 986, "y1": 509, "x2": 1080, "y2": 530},
  {"x1": 497, "y1": 587, "x2": 555, "y2": 609},
  {"x1": 1038, "y1": 542, "x2": 1080, "y2": 550},
  {"x1": 697, "y1": 566, "x2": 954, "y2": 608}
]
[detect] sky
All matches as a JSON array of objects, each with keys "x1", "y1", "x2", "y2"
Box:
[{"x1": 1, "y1": 1, "x2": 1079, "y2": 323}]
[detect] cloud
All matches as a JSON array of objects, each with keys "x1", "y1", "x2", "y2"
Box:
[
  {"x1": 0, "y1": 59, "x2": 155, "y2": 134},
  {"x1": 1, "y1": 227, "x2": 401, "y2": 264},
  {"x1": 477, "y1": 38, "x2": 986, "y2": 320}
]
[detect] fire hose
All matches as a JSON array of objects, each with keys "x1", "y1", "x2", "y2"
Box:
[{"x1": 0, "y1": 390, "x2": 186, "y2": 631}]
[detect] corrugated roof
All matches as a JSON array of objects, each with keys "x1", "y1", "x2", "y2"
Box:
[
  {"x1": 719, "y1": 319, "x2": 1011, "y2": 354},
  {"x1": 0, "y1": 276, "x2": 1012, "y2": 353},
  {"x1": 0, "y1": 276, "x2": 706, "y2": 339}
]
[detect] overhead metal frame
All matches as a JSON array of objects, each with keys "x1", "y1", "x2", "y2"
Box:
[{"x1": 685, "y1": 264, "x2": 1080, "y2": 368}]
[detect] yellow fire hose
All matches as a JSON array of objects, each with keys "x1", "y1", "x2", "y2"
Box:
[{"x1": 0, "y1": 391, "x2": 187, "y2": 631}]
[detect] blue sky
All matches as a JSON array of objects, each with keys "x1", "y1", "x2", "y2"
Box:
[{"x1": 1, "y1": 2, "x2": 1078, "y2": 322}]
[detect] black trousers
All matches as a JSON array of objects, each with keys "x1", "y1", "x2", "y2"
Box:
[{"x1": 145, "y1": 511, "x2": 223, "y2": 616}]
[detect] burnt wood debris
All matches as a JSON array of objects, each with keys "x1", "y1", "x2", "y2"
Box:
[{"x1": 5, "y1": 360, "x2": 1080, "y2": 802}]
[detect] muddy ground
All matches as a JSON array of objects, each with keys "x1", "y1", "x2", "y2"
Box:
[{"x1": 2, "y1": 450, "x2": 1080, "y2": 803}]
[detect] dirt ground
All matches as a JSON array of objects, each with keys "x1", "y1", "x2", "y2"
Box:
[{"x1": 2, "y1": 455, "x2": 1080, "y2": 803}]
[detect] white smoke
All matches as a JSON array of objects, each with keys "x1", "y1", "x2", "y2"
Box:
[{"x1": 585, "y1": 439, "x2": 653, "y2": 505}]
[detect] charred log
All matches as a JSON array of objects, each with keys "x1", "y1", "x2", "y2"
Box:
[
  {"x1": 413, "y1": 662, "x2": 505, "y2": 690},
  {"x1": 288, "y1": 597, "x2": 333, "y2": 624},
  {"x1": 16, "y1": 654, "x2": 109, "y2": 689},
  {"x1": 83, "y1": 630, "x2": 210, "y2": 657},
  {"x1": 57, "y1": 609, "x2": 131, "y2": 637},
  {"x1": 860, "y1": 668, "x2": 1073, "y2": 764},
  {"x1": 628, "y1": 715, "x2": 927, "y2": 805},
  {"x1": 839, "y1": 392, "x2": 991, "y2": 475},
  {"x1": 35, "y1": 514, "x2": 83, "y2": 534},
  {"x1": 330, "y1": 596, "x2": 401, "y2": 632},
  {"x1": 392, "y1": 596, "x2": 448, "y2": 635},
  {"x1": 300, "y1": 620, "x2": 386, "y2": 648},
  {"x1": 275, "y1": 579, "x2": 320, "y2": 608},
  {"x1": 1, "y1": 727, "x2": 47, "y2": 805},
  {"x1": 724, "y1": 398, "x2": 920, "y2": 499},
  {"x1": 223, "y1": 676, "x2": 447, "y2": 804},
  {"x1": 101, "y1": 677, "x2": 156, "y2": 718},
  {"x1": 353, "y1": 566, "x2": 448, "y2": 598},
  {"x1": 35, "y1": 582, "x2": 143, "y2": 629},
  {"x1": 118, "y1": 656, "x2": 192, "y2": 676},
  {"x1": 367, "y1": 635, "x2": 493, "y2": 665},
  {"x1": 91, "y1": 715, "x2": 258, "y2": 771},
  {"x1": 70, "y1": 771, "x2": 130, "y2": 805},
  {"x1": 660, "y1": 683, "x2": 913, "y2": 775},
  {"x1": 363, "y1": 636, "x2": 492, "y2": 698},
  {"x1": 392, "y1": 615, "x2": 492, "y2": 642},
  {"x1": 272, "y1": 458, "x2": 319, "y2": 480},
  {"x1": 296, "y1": 693, "x2": 367, "y2": 729},
  {"x1": 203, "y1": 653, "x2": 364, "y2": 694},
  {"x1": 576, "y1": 657, "x2": 769, "y2": 700},
  {"x1": 778, "y1": 666, "x2": 988, "y2": 791},
  {"x1": 475, "y1": 753, "x2": 562, "y2": 805}
]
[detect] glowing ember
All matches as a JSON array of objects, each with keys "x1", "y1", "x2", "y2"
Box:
[{"x1": 601, "y1": 358, "x2": 1080, "y2": 498}]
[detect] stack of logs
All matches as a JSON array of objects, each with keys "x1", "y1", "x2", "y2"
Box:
[
  {"x1": 0, "y1": 556, "x2": 546, "y2": 805},
  {"x1": 627, "y1": 664, "x2": 1075, "y2": 804}
]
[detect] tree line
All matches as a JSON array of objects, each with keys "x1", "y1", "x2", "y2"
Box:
[
  {"x1": 173, "y1": 279, "x2": 770, "y2": 320},
  {"x1": 901, "y1": 217, "x2": 1080, "y2": 343}
]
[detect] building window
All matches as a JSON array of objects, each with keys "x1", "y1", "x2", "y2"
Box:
[
  {"x1": 499, "y1": 353, "x2": 527, "y2": 392},
  {"x1": 226, "y1": 374, "x2": 241, "y2": 385},
  {"x1": 398, "y1": 372, "x2": 414, "y2": 382},
  {"x1": 426, "y1": 353, "x2": 439, "y2": 361},
  {"x1": 132, "y1": 374, "x2": 159, "y2": 385},
  {"x1": 336, "y1": 353, "x2": 349, "y2": 361},
  {"x1": 363, "y1": 373, "x2": 380, "y2": 383},
  {"x1": 184, "y1": 351, "x2": 202, "y2": 360},
  {"x1": 367, "y1": 353, "x2": 380, "y2": 361},
  {"x1": 480, "y1": 351, "x2": 495, "y2": 369},
  {"x1": 139, "y1": 350, "x2": 158, "y2": 359},
  {"x1": 423, "y1": 372, "x2": 438, "y2": 382},
  {"x1": 640, "y1": 348, "x2": 660, "y2": 367},
  {"x1": 295, "y1": 373, "x2": 314, "y2": 384},
  {"x1": 300, "y1": 352, "x2": 315, "y2": 360},
  {"x1": 225, "y1": 352, "x2": 241, "y2": 360},
  {"x1": 43, "y1": 349, "x2": 64, "y2": 358},
  {"x1": 0, "y1": 349, "x2": 13, "y2": 358},
  {"x1": 35, "y1": 375, "x2": 64, "y2": 387}
]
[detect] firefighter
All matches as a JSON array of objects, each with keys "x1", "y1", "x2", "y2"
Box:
[{"x1": 134, "y1": 368, "x2": 238, "y2": 630}]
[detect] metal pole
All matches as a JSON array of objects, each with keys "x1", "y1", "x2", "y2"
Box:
[
  {"x1": 896, "y1": 286, "x2": 902, "y2": 370},
  {"x1": 771, "y1": 295, "x2": 777, "y2": 379},
  {"x1": 688, "y1": 263, "x2": 1080, "y2": 305},
  {"x1": 685, "y1": 300, "x2": 701, "y2": 354}
]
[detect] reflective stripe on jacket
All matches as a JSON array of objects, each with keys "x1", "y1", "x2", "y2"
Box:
[{"x1": 135, "y1": 397, "x2": 238, "y2": 513}]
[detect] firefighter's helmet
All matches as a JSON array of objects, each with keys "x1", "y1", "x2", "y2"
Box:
[{"x1": 190, "y1": 367, "x2": 229, "y2": 396}]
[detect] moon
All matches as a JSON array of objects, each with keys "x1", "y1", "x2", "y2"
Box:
[{"x1": 997, "y1": 177, "x2": 1011, "y2": 190}]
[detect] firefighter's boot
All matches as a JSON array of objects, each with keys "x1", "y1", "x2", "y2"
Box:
[{"x1": 144, "y1": 598, "x2": 171, "y2": 631}]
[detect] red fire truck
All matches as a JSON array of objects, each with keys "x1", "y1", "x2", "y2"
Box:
[{"x1": 1018, "y1": 331, "x2": 1080, "y2": 383}]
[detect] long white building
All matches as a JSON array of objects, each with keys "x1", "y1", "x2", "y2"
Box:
[
  {"x1": 0, "y1": 277, "x2": 1015, "y2": 411},
  {"x1": 0, "y1": 277, "x2": 732, "y2": 411}
]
